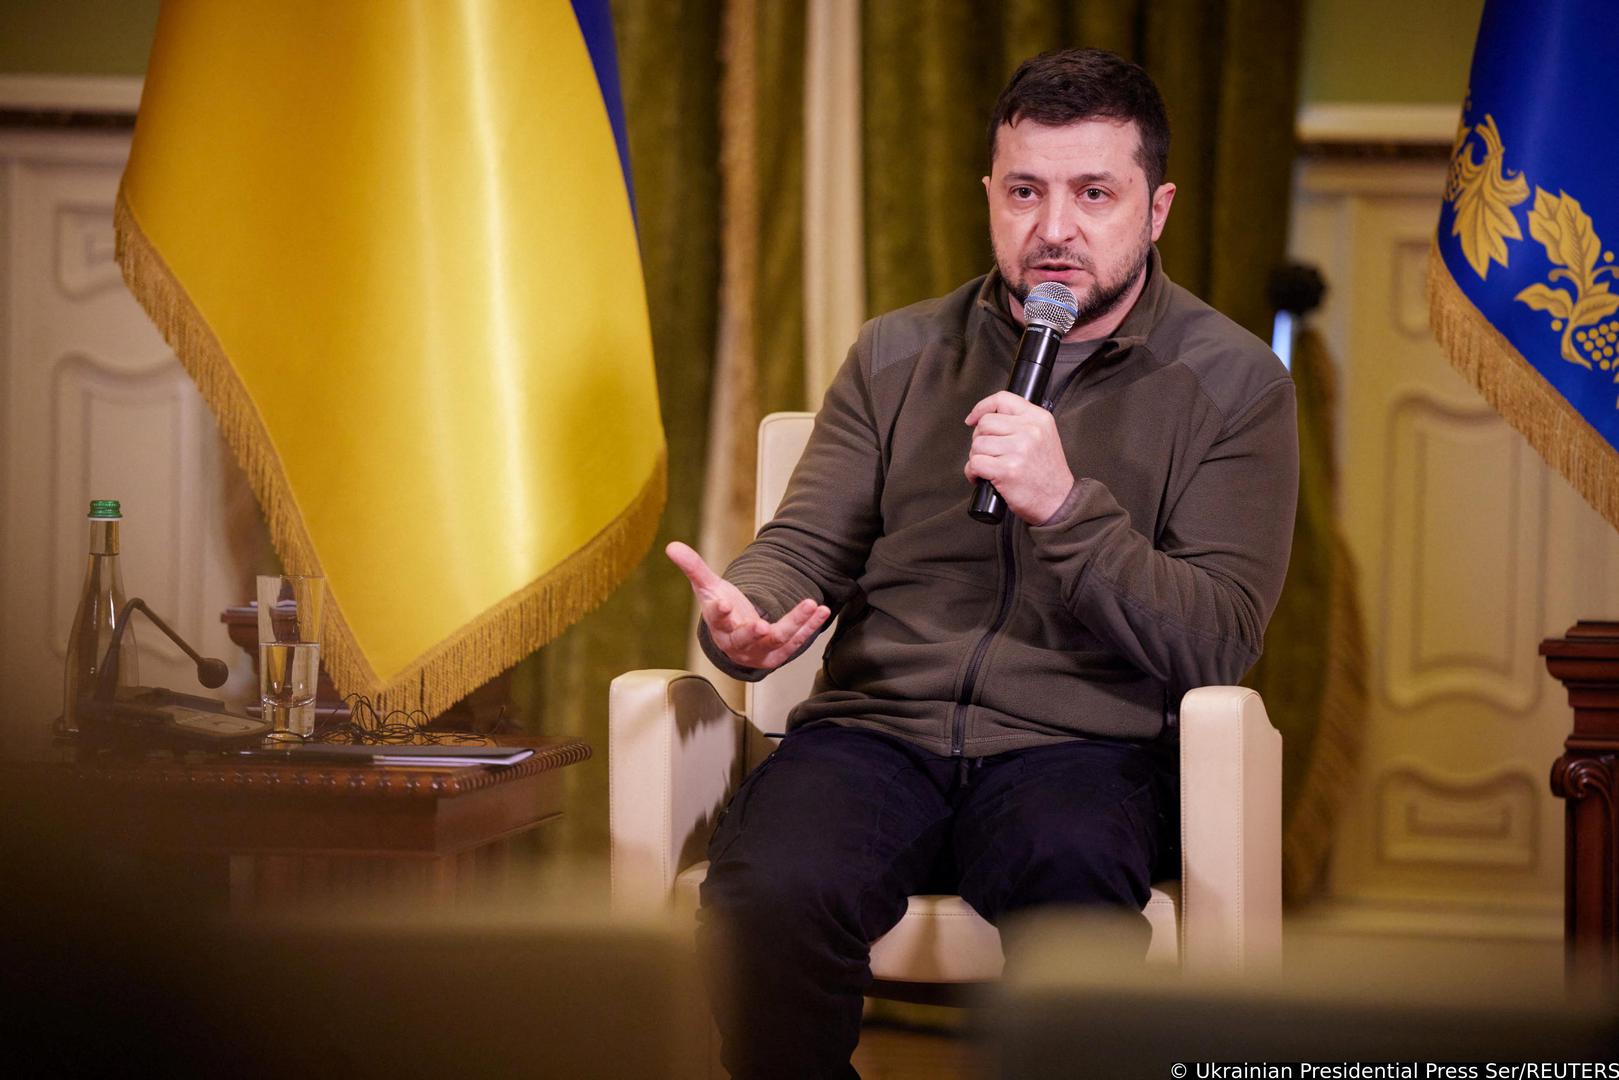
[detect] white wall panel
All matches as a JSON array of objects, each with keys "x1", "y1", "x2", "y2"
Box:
[
  {"x1": 1289, "y1": 152, "x2": 1619, "y2": 940},
  {"x1": 0, "y1": 129, "x2": 260, "y2": 746}
]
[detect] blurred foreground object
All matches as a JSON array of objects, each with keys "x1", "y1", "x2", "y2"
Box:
[
  {"x1": 210, "y1": 907, "x2": 708, "y2": 1080},
  {"x1": 4, "y1": 816, "x2": 704, "y2": 1080},
  {"x1": 990, "y1": 914, "x2": 1618, "y2": 1078},
  {"x1": 5, "y1": 757, "x2": 677, "y2": 1078}
]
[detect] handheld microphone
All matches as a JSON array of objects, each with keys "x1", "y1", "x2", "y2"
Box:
[
  {"x1": 969, "y1": 280, "x2": 1079, "y2": 523},
  {"x1": 95, "y1": 598, "x2": 231, "y2": 700}
]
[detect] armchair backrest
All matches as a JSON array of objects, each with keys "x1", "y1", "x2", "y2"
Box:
[{"x1": 744, "y1": 413, "x2": 830, "y2": 738}]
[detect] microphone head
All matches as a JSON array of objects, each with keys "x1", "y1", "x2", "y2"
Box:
[
  {"x1": 197, "y1": 657, "x2": 230, "y2": 689},
  {"x1": 1024, "y1": 281, "x2": 1079, "y2": 336}
]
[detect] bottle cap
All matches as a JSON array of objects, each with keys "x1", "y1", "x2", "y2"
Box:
[{"x1": 88, "y1": 499, "x2": 122, "y2": 519}]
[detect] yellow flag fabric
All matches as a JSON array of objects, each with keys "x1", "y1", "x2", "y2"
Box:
[{"x1": 117, "y1": 0, "x2": 665, "y2": 714}]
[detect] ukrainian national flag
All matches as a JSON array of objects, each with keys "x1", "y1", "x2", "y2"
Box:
[
  {"x1": 117, "y1": 0, "x2": 664, "y2": 714},
  {"x1": 1430, "y1": 0, "x2": 1619, "y2": 529}
]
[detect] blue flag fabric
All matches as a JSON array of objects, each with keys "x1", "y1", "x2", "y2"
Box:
[{"x1": 1431, "y1": 0, "x2": 1619, "y2": 528}]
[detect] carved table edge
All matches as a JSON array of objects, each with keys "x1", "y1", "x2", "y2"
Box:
[
  {"x1": 52, "y1": 739, "x2": 592, "y2": 800},
  {"x1": 1551, "y1": 753, "x2": 1616, "y2": 804}
]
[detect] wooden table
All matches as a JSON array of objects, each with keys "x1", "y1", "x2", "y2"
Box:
[
  {"x1": 1541, "y1": 621, "x2": 1619, "y2": 989},
  {"x1": 7, "y1": 735, "x2": 590, "y2": 910}
]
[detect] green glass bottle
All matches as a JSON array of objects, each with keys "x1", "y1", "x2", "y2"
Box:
[{"x1": 60, "y1": 500, "x2": 139, "y2": 735}]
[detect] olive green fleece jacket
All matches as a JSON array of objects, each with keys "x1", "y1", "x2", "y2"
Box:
[{"x1": 701, "y1": 249, "x2": 1298, "y2": 756}]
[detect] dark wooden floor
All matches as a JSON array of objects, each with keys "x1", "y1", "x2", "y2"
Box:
[{"x1": 852, "y1": 1020, "x2": 983, "y2": 1079}]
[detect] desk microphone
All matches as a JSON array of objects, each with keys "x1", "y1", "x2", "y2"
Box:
[
  {"x1": 969, "y1": 280, "x2": 1079, "y2": 524},
  {"x1": 95, "y1": 598, "x2": 231, "y2": 700}
]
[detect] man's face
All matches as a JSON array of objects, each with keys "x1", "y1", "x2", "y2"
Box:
[{"x1": 984, "y1": 117, "x2": 1175, "y2": 334}]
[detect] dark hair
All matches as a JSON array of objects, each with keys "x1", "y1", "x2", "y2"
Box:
[{"x1": 987, "y1": 48, "x2": 1170, "y2": 192}]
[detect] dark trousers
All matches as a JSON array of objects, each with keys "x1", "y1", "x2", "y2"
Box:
[{"x1": 697, "y1": 721, "x2": 1177, "y2": 1080}]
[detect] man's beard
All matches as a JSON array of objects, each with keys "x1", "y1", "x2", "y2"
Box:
[{"x1": 1003, "y1": 232, "x2": 1152, "y2": 328}]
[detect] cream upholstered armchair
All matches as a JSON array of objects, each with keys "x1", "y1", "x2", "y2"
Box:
[{"x1": 610, "y1": 412, "x2": 1283, "y2": 991}]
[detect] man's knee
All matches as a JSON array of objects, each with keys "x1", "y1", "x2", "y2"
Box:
[
  {"x1": 963, "y1": 796, "x2": 1162, "y2": 920},
  {"x1": 699, "y1": 725, "x2": 947, "y2": 938},
  {"x1": 1022, "y1": 820, "x2": 1154, "y2": 903},
  {"x1": 703, "y1": 845, "x2": 849, "y2": 925},
  {"x1": 701, "y1": 779, "x2": 876, "y2": 932}
]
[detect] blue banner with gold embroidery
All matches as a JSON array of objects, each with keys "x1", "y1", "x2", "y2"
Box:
[{"x1": 1431, "y1": 0, "x2": 1619, "y2": 529}]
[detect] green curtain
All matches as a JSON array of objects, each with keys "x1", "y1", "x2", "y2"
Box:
[
  {"x1": 1246, "y1": 329, "x2": 1368, "y2": 901},
  {"x1": 754, "y1": 0, "x2": 809, "y2": 417},
  {"x1": 512, "y1": 0, "x2": 726, "y2": 859},
  {"x1": 703, "y1": 0, "x2": 808, "y2": 561},
  {"x1": 863, "y1": 0, "x2": 1304, "y2": 340},
  {"x1": 1248, "y1": 327, "x2": 1333, "y2": 875}
]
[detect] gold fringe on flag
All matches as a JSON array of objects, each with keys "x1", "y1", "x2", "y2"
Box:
[
  {"x1": 1428, "y1": 242, "x2": 1619, "y2": 532},
  {"x1": 115, "y1": 188, "x2": 666, "y2": 717}
]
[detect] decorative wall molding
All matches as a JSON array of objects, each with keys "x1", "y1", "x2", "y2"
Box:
[
  {"x1": 54, "y1": 204, "x2": 119, "y2": 298},
  {"x1": 1294, "y1": 895, "x2": 1562, "y2": 943},
  {"x1": 1379, "y1": 390, "x2": 1545, "y2": 713},
  {"x1": 1288, "y1": 151, "x2": 1580, "y2": 948},
  {"x1": 48, "y1": 352, "x2": 193, "y2": 657},
  {"x1": 1377, "y1": 765, "x2": 1540, "y2": 870},
  {"x1": 1393, "y1": 239, "x2": 1434, "y2": 339},
  {"x1": 1293, "y1": 157, "x2": 1450, "y2": 199},
  {"x1": 1, "y1": 126, "x2": 260, "y2": 731},
  {"x1": 0, "y1": 75, "x2": 142, "y2": 116},
  {"x1": 1296, "y1": 102, "x2": 1456, "y2": 159}
]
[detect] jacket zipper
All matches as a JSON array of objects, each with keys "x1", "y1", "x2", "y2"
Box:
[
  {"x1": 949, "y1": 351, "x2": 1102, "y2": 757},
  {"x1": 952, "y1": 515, "x2": 1019, "y2": 756}
]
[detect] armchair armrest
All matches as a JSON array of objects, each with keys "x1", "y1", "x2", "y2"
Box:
[
  {"x1": 609, "y1": 670, "x2": 748, "y2": 912},
  {"x1": 1178, "y1": 685, "x2": 1282, "y2": 975}
]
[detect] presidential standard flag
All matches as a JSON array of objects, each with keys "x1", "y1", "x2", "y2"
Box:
[
  {"x1": 116, "y1": 0, "x2": 665, "y2": 714},
  {"x1": 1430, "y1": 0, "x2": 1619, "y2": 529}
]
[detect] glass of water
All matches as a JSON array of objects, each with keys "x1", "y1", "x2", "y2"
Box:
[{"x1": 256, "y1": 574, "x2": 324, "y2": 742}]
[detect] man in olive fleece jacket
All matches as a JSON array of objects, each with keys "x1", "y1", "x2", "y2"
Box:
[{"x1": 668, "y1": 48, "x2": 1297, "y2": 1080}]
